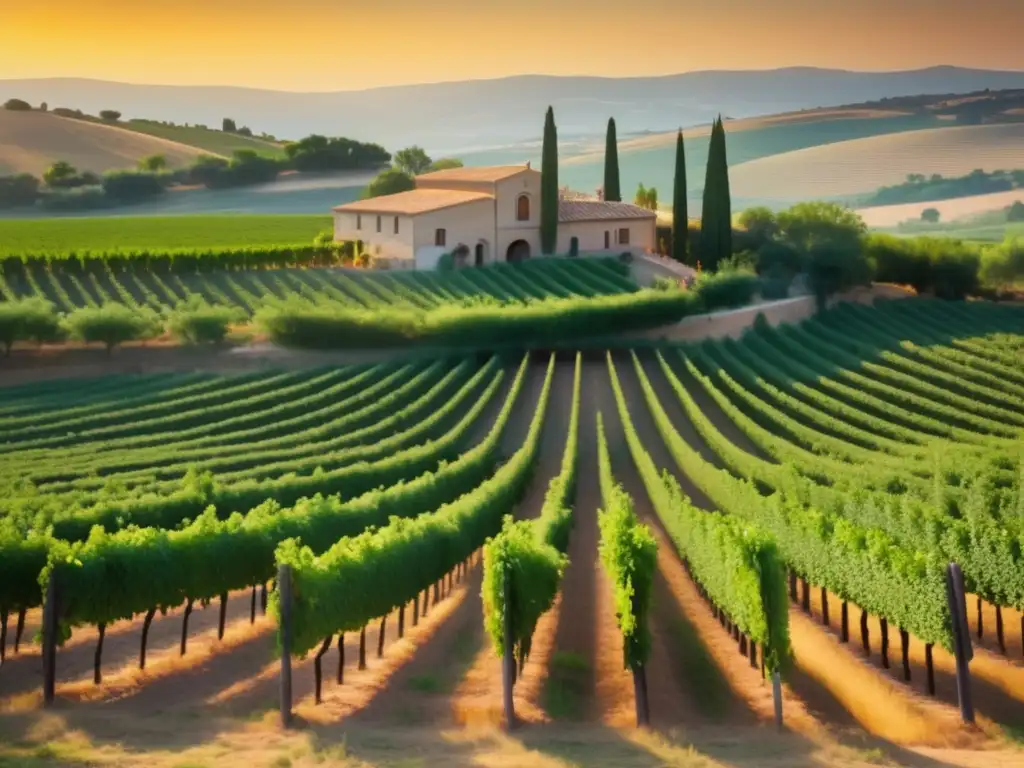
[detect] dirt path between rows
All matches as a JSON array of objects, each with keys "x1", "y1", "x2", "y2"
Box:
[{"x1": 452, "y1": 358, "x2": 576, "y2": 726}]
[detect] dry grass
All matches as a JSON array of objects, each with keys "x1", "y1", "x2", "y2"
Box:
[
  {"x1": 729, "y1": 123, "x2": 1024, "y2": 199},
  {"x1": 857, "y1": 189, "x2": 1024, "y2": 227},
  {"x1": 0, "y1": 110, "x2": 209, "y2": 176}
]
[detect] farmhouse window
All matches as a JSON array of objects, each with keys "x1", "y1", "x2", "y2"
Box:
[
  {"x1": 356, "y1": 215, "x2": 362, "y2": 230},
  {"x1": 394, "y1": 216, "x2": 400, "y2": 234},
  {"x1": 604, "y1": 230, "x2": 610, "y2": 249},
  {"x1": 516, "y1": 194, "x2": 530, "y2": 222},
  {"x1": 435, "y1": 228, "x2": 447, "y2": 247},
  {"x1": 376, "y1": 215, "x2": 382, "y2": 233},
  {"x1": 618, "y1": 227, "x2": 630, "y2": 245}
]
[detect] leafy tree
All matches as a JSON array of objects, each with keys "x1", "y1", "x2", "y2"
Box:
[
  {"x1": 102, "y1": 170, "x2": 166, "y2": 204},
  {"x1": 284, "y1": 135, "x2": 391, "y2": 172},
  {"x1": 63, "y1": 304, "x2": 161, "y2": 355},
  {"x1": 188, "y1": 155, "x2": 230, "y2": 187},
  {"x1": 0, "y1": 173, "x2": 40, "y2": 208},
  {"x1": 920, "y1": 207, "x2": 941, "y2": 223},
  {"x1": 222, "y1": 118, "x2": 237, "y2": 133},
  {"x1": 428, "y1": 157, "x2": 463, "y2": 171},
  {"x1": 39, "y1": 102, "x2": 48, "y2": 112},
  {"x1": 603, "y1": 117, "x2": 621, "y2": 202},
  {"x1": 634, "y1": 183, "x2": 658, "y2": 211},
  {"x1": 738, "y1": 206, "x2": 778, "y2": 244},
  {"x1": 671, "y1": 130, "x2": 688, "y2": 264},
  {"x1": 99, "y1": 110, "x2": 121, "y2": 121},
  {"x1": 237, "y1": 126, "x2": 253, "y2": 137},
  {"x1": 0, "y1": 298, "x2": 61, "y2": 356},
  {"x1": 138, "y1": 154, "x2": 167, "y2": 172},
  {"x1": 363, "y1": 168, "x2": 415, "y2": 198},
  {"x1": 394, "y1": 146, "x2": 433, "y2": 175},
  {"x1": 3, "y1": 98, "x2": 32, "y2": 111},
  {"x1": 43, "y1": 161, "x2": 80, "y2": 188},
  {"x1": 1007, "y1": 201, "x2": 1024, "y2": 222},
  {"x1": 777, "y1": 201, "x2": 869, "y2": 308},
  {"x1": 540, "y1": 106, "x2": 559, "y2": 254}
]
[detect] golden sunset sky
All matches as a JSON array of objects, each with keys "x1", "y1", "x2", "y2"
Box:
[{"x1": 4, "y1": 0, "x2": 1022, "y2": 90}]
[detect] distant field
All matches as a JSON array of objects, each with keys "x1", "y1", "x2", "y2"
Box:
[
  {"x1": 0, "y1": 110, "x2": 208, "y2": 176},
  {"x1": 0, "y1": 214, "x2": 331, "y2": 254},
  {"x1": 121, "y1": 120, "x2": 286, "y2": 159},
  {"x1": 463, "y1": 110, "x2": 940, "y2": 211},
  {"x1": 879, "y1": 220, "x2": 1024, "y2": 243},
  {"x1": 858, "y1": 188, "x2": 1024, "y2": 227},
  {"x1": 729, "y1": 123, "x2": 1024, "y2": 201}
]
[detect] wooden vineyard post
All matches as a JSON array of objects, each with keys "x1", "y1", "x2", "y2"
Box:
[
  {"x1": 261, "y1": 582, "x2": 268, "y2": 614},
  {"x1": 501, "y1": 565, "x2": 516, "y2": 730},
  {"x1": 840, "y1": 602, "x2": 849, "y2": 642},
  {"x1": 180, "y1": 598, "x2": 194, "y2": 656},
  {"x1": 412, "y1": 595, "x2": 419, "y2": 626},
  {"x1": 976, "y1": 596, "x2": 983, "y2": 640},
  {"x1": 800, "y1": 579, "x2": 810, "y2": 613},
  {"x1": 900, "y1": 629, "x2": 911, "y2": 681},
  {"x1": 946, "y1": 563, "x2": 974, "y2": 724},
  {"x1": 772, "y1": 671, "x2": 784, "y2": 731},
  {"x1": 631, "y1": 592, "x2": 650, "y2": 727},
  {"x1": 996, "y1": 606, "x2": 1005, "y2": 654},
  {"x1": 880, "y1": 618, "x2": 889, "y2": 669},
  {"x1": 377, "y1": 616, "x2": 387, "y2": 658},
  {"x1": 42, "y1": 573, "x2": 57, "y2": 707},
  {"x1": 313, "y1": 635, "x2": 332, "y2": 704},
  {"x1": 139, "y1": 608, "x2": 156, "y2": 670},
  {"x1": 218, "y1": 592, "x2": 228, "y2": 640},
  {"x1": 925, "y1": 643, "x2": 936, "y2": 695},
  {"x1": 14, "y1": 608, "x2": 26, "y2": 654},
  {"x1": 94, "y1": 624, "x2": 106, "y2": 684},
  {"x1": 278, "y1": 564, "x2": 293, "y2": 728},
  {"x1": 250, "y1": 585, "x2": 257, "y2": 624},
  {"x1": 820, "y1": 588, "x2": 829, "y2": 627},
  {"x1": 337, "y1": 633, "x2": 345, "y2": 684},
  {"x1": 358, "y1": 627, "x2": 367, "y2": 670},
  {"x1": 861, "y1": 609, "x2": 870, "y2": 654},
  {"x1": 398, "y1": 604, "x2": 405, "y2": 639}
]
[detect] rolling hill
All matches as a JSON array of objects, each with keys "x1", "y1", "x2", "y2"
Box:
[
  {"x1": 5, "y1": 66, "x2": 1024, "y2": 152},
  {"x1": 728, "y1": 122, "x2": 1024, "y2": 201},
  {"x1": 0, "y1": 110, "x2": 211, "y2": 176},
  {"x1": 115, "y1": 119, "x2": 286, "y2": 159}
]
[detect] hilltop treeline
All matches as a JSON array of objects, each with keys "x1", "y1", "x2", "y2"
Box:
[{"x1": 861, "y1": 168, "x2": 1024, "y2": 207}]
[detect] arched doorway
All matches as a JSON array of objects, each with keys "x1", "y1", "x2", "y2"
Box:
[
  {"x1": 506, "y1": 239, "x2": 530, "y2": 263},
  {"x1": 474, "y1": 242, "x2": 486, "y2": 266}
]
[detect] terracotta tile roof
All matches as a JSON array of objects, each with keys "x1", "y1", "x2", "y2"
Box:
[
  {"x1": 415, "y1": 165, "x2": 536, "y2": 183},
  {"x1": 333, "y1": 188, "x2": 493, "y2": 215},
  {"x1": 558, "y1": 200, "x2": 657, "y2": 222}
]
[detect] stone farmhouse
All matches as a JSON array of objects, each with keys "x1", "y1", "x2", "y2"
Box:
[{"x1": 332, "y1": 165, "x2": 657, "y2": 269}]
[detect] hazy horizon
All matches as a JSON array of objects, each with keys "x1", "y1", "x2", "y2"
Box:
[{"x1": 5, "y1": 0, "x2": 1024, "y2": 91}]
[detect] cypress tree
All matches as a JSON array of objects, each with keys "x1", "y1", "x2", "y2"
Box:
[
  {"x1": 604, "y1": 117, "x2": 621, "y2": 202},
  {"x1": 671, "y1": 129, "x2": 688, "y2": 264},
  {"x1": 699, "y1": 118, "x2": 722, "y2": 270},
  {"x1": 717, "y1": 118, "x2": 733, "y2": 267},
  {"x1": 540, "y1": 106, "x2": 559, "y2": 254}
]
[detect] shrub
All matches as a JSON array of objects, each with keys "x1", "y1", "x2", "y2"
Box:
[
  {"x1": 63, "y1": 304, "x2": 162, "y2": 353},
  {"x1": 3, "y1": 99, "x2": 32, "y2": 111},
  {"x1": 921, "y1": 207, "x2": 941, "y2": 223},
  {"x1": 0, "y1": 174, "x2": 40, "y2": 208},
  {"x1": 436, "y1": 252, "x2": 455, "y2": 272},
  {"x1": 168, "y1": 300, "x2": 245, "y2": 345},
  {"x1": 980, "y1": 237, "x2": 1024, "y2": 290},
  {"x1": 0, "y1": 298, "x2": 62, "y2": 355},
  {"x1": 99, "y1": 110, "x2": 121, "y2": 122},
  {"x1": 38, "y1": 186, "x2": 111, "y2": 212},
  {"x1": 693, "y1": 269, "x2": 759, "y2": 311},
  {"x1": 101, "y1": 170, "x2": 166, "y2": 204},
  {"x1": 865, "y1": 233, "x2": 980, "y2": 298}
]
